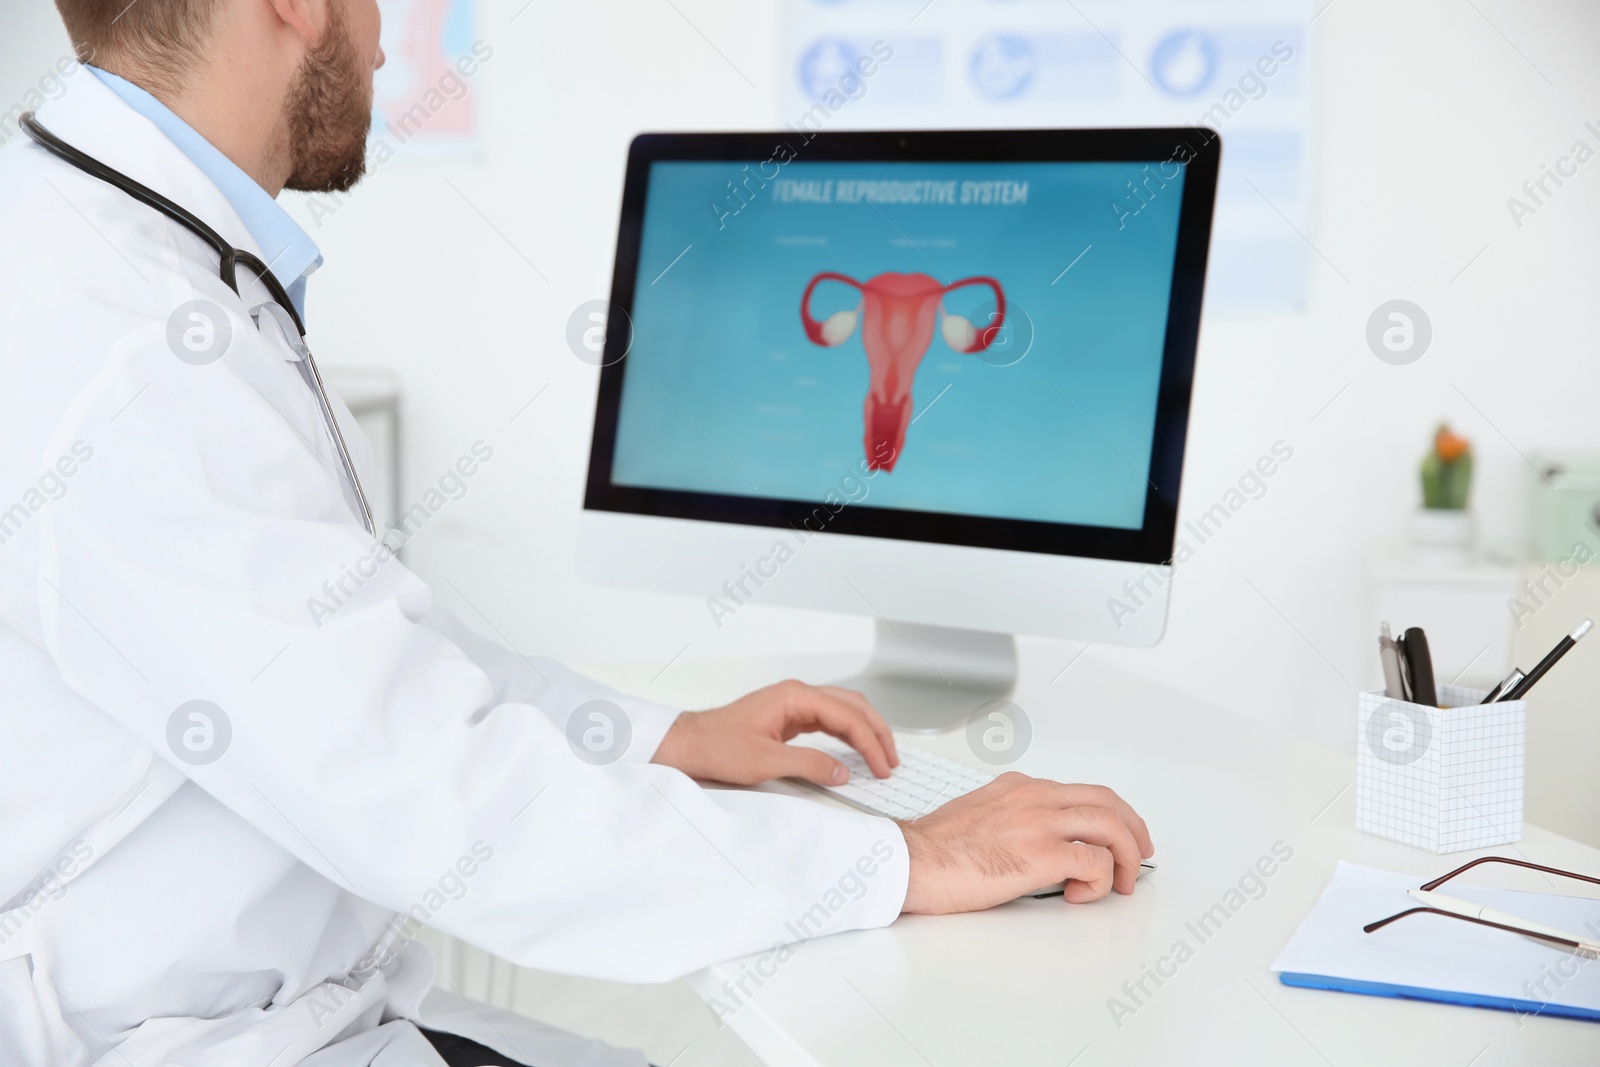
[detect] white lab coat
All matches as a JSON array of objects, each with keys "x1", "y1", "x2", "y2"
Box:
[{"x1": 0, "y1": 73, "x2": 908, "y2": 1067}]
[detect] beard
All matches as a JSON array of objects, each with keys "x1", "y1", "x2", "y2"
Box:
[{"x1": 282, "y1": 4, "x2": 373, "y2": 193}]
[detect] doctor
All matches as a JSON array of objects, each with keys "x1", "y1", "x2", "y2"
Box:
[{"x1": 0, "y1": 0, "x2": 1154, "y2": 1064}]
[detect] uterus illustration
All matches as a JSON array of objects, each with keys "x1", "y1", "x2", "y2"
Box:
[{"x1": 801, "y1": 271, "x2": 1006, "y2": 472}]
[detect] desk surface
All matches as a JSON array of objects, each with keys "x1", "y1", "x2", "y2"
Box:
[{"x1": 595, "y1": 642, "x2": 1600, "y2": 1067}]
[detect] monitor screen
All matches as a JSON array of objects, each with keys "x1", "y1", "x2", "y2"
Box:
[
  {"x1": 587, "y1": 130, "x2": 1217, "y2": 564},
  {"x1": 613, "y1": 159, "x2": 1183, "y2": 531}
]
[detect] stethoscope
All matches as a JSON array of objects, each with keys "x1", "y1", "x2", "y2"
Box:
[{"x1": 20, "y1": 111, "x2": 377, "y2": 538}]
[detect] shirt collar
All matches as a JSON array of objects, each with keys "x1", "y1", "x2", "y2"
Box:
[{"x1": 86, "y1": 66, "x2": 323, "y2": 321}]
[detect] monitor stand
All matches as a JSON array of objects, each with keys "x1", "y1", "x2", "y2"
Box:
[{"x1": 835, "y1": 620, "x2": 1018, "y2": 734}]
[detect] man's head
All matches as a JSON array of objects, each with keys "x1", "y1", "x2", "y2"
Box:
[{"x1": 53, "y1": 0, "x2": 384, "y2": 194}]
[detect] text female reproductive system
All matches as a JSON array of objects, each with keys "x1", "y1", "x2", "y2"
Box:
[{"x1": 801, "y1": 271, "x2": 1006, "y2": 471}]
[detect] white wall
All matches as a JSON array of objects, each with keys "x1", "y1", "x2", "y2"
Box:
[{"x1": 6, "y1": 0, "x2": 1600, "y2": 754}]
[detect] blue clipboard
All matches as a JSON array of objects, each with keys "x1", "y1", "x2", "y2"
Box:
[{"x1": 1279, "y1": 972, "x2": 1600, "y2": 1023}]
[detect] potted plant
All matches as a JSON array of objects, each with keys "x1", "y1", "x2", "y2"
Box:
[{"x1": 1412, "y1": 424, "x2": 1474, "y2": 560}]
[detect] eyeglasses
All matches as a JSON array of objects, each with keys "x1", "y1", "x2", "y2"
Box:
[{"x1": 1365, "y1": 856, "x2": 1600, "y2": 957}]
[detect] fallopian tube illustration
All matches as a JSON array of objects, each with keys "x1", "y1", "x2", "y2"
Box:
[{"x1": 801, "y1": 271, "x2": 1006, "y2": 472}]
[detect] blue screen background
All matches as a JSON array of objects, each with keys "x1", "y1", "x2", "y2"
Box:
[{"x1": 611, "y1": 159, "x2": 1185, "y2": 529}]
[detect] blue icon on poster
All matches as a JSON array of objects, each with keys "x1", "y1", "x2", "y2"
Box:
[
  {"x1": 969, "y1": 34, "x2": 1036, "y2": 100},
  {"x1": 1150, "y1": 30, "x2": 1217, "y2": 97},
  {"x1": 799, "y1": 38, "x2": 862, "y2": 101}
]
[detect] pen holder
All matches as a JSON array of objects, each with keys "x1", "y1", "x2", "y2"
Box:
[{"x1": 1355, "y1": 684, "x2": 1525, "y2": 854}]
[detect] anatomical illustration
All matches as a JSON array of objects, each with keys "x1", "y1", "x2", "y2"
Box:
[{"x1": 801, "y1": 271, "x2": 1006, "y2": 472}]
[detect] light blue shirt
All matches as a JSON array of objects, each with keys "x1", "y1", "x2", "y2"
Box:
[{"x1": 88, "y1": 66, "x2": 322, "y2": 320}]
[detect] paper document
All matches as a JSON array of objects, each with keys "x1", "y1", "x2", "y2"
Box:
[{"x1": 1272, "y1": 862, "x2": 1600, "y2": 1019}]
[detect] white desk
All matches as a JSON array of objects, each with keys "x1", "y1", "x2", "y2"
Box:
[{"x1": 597, "y1": 642, "x2": 1600, "y2": 1067}]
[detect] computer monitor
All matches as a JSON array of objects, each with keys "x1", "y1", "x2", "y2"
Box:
[{"x1": 581, "y1": 128, "x2": 1218, "y2": 731}]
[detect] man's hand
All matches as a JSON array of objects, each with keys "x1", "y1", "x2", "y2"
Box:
[
  {"x1": 899, "y1": 774, "x2": 1154, "y2": 913},
  {"x1": 651, "y1": 680, "x2": 899, "y2": 786}
]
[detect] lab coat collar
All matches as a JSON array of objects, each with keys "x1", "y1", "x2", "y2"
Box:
[
  {"x1": 31, "y1": 67, "x2": 266, "y2": 270},
  {"x1": 85, "y1": 66, "x2": 323, "y2": 320}
]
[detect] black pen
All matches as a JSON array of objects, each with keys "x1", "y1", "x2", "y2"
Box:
[
  {"x1": 1402, "y1": 627, "x2": 1437, "y2": 707},
  {"x1": 1503, "y1": 619, "x2": 1592, "y2": 701}
]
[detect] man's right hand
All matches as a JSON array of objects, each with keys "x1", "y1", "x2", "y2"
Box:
[{"x1": 897, "y1": 774, "x2": 1154, "y2": 913}]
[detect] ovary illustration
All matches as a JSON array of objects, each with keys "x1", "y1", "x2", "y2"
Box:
[{"x1": 801, "y1": 271, "x2": 1006, "y2": 471}]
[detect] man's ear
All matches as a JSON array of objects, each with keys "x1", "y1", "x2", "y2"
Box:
[{"x1": 266, "y1": 0, "x2": 331, "y2": 45}]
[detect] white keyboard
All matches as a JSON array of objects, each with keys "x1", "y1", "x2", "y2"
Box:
[{"x1": 794, "y1": 734, "x2": 995, "y2": 821}]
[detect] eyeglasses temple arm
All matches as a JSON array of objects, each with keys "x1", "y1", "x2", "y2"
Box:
[{"x1": 1422, "y1": 856, "x2": 1600, "y2": 892}]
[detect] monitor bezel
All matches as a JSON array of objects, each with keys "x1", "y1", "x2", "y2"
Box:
[{"x1": 583, "y1": 127, "x2": 1219, "y2": 566}]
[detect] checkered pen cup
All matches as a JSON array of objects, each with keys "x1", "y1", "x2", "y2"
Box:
[{"x1": 1356, "y1": 684, "x2": 1525, "y2": 854}]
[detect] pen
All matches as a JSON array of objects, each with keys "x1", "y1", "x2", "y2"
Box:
[
  {"x1": 1502, "y1": 619, "x2": 1593, "y2": 702},
  {"x1": 1481, "y1": 668, "x2": 1524, "y2": 705},
  {"x1": 1378, "y1": 622, "x2": 1405, "y2": 699},
  {"x1": 1407, "y1": 889, "x2": 1600, "y2": 957}
]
